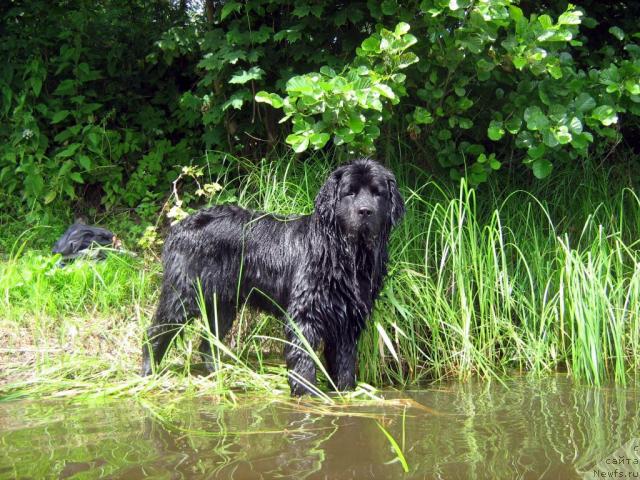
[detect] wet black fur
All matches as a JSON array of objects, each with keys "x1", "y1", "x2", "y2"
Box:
[{"x1": 141, "y1": 159, "x2": 405, "y2": 395}]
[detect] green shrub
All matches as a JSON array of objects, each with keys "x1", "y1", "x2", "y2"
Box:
[{"x1": 1, "y1": 0, "x2": 639, "y2": 211}]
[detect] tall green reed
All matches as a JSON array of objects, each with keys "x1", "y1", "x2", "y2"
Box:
[{"x1": 362, "y1": 164, "x2": 639, "y2": 387}]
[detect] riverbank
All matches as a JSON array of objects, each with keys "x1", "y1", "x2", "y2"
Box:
[{"x1": 1, "y1": 157, "x2": 639, "y2": 401}]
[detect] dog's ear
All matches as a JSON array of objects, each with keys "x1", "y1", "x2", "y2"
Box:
[
  {"x1": 315, "y1": 165, "x2": 346, "y2": 225},
  {"x1": 387, "y1": 178, "x2": 405, "y2": 226}
]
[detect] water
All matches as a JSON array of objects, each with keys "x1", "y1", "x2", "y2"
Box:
[{"x1": 1, "y1": 376, "x2": 639, "y2": 479}]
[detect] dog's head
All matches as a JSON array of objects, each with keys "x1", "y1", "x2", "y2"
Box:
[{"x1": 315, "y1": 159, "x2": 405, "y2": 243}]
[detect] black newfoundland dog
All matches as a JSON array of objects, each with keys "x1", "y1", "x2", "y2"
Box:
[{"x1": 141, "y1": 159, "x2": 404, "y2": 395}]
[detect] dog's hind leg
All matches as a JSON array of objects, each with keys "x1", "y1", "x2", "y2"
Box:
[
  {"x1": 198, "y1": 298, "x2": 236, "y2": 373},
  {"x1": 141, "y1": 286, "x2": 192, "y2": 376}
]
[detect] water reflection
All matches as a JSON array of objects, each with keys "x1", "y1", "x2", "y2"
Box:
[{"x1": 0, "y1": 376, "x2": 638, "y2": 479}]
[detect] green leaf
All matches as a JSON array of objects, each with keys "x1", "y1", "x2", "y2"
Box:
[
  {"x1": 397, "y1": 52, "x2": 419, "y2": 69},
  {"x1": 78, "y1": 155, "x2": 92, "y2": 170},
  {"x1": 448, "y1": 0, "x2": 470, "y2": 10},
  {"x1": 476, "y1": 59, "x2": 495, "y2": 72},
  {"x1": 414, "y1": 107, "x2": 433, "y2": 124},
  {"x1": 553, "y1": 125, "x2": 572, "y2": 144},
  {"x1": 571, "y1": 132, "x2": 593, "y2": 149},
  {"x1": 458, "y1": 35, "x2": 483, "y2": 54},
  {"x1": 575, "y1": 93, "x2": 596, "y2": 112},
  {"x1": 528, "y1": 143, "x2": 546, "y2": 159},
  {"x1": 365, "y1": 125, "x2": 381, "y2": 138},
  {"x1": 286, "y1": 76, "x2": 316, "y2": 95},
  {"x1": 505, "y1": 116, "x2": 522, "y2": 134},
  {"x1": 63, "y1": 183, "x2": 75, "y2": 199},
  {"x1": 463, "y1": 144, "x2": 483, "y2": 157},
  {"x1": 31, "y1": 77, "x2": 43, "y2": 97},
  {"x1": 437, "y1": 129, "x2": 451, "y2": 140},
  {"x1": 600, "y1": 127, "x2": 618, "y2": 139},
  {"x1": 229, "y1": 67, "x2": 264, "y2": 84},
  {"x1": 513, "y1": 56, "x2": 527, "y2": 70},
  {"x1": 516, "y1": 130, "x2": 535, "y2": 149},
  {"x1": 273, "y1": 28, "x2": 302, "y2": 43},
  {"x1": 558, "y1": 9, "x2": 583, "y2": 25},
  {"x1": 488, "y1": 120, "x2": 505, "y2": 141},
  {"x1": 609, "y1": 26, "x2": 625, "y2": 41},
  {"x1": 24, "y1": 173, "x2": 44, "y2": 196},
  {"x1": 458, "y1": 97, "x2": 473, "y2": 110},
  {"x1": 1, "y1": 86, "x2": 11, "y2": 115},
  {"x1": 51, "y1": 110, "x2": 70, "y2": 124},
  {"x1": 255, "y1": 91, "x2": 284, "y2": 108},
  {"x1": 348, "y1": 114, "x2": 365, "y2": 133},
  {"x1": 70, "y1": 172, "x2": 83, "y2": 183},
  {"x1": 309, "y1": 132, "x2": 330, "y2": 149},
  {"x1": 470, "y1": 170, "x2": 487, "y2": 185},
  {"x1": 509, "y1": 5, "x2": 524, "y2": 23},
  {"x1": 57, "y1": 143, "x2": 81, "y2": 158},
  {"x1": 43, "y1": 190, "x2": 57, "y2": 204},
  {"x1": 538, "y1": 15, "x2": 553, "y2": 29},
  {"x1": 568, "y1": 116, "x2": 583, "y2": 134},
  {"x1": 361, "y1": 36, "x2": 381, "y2": 53},
  {"x1": 374, "y1": 84, "x2": 395, "y2": 99},
  {"x1": 366, "y1": 96, "x2": 383, "y2": 111},
  {"x1": 221, "y1": 1, "x2": 241, "y2": 20},
  {"x1": 320, "y1": 66, "x2": 337, "y2": 77},
  {"x1": 458, "y1": 117, "x2": 473, "y2": 129},
  {"x1": 542, "y1": 128, "x2": 559, "y2": 147},
  {"x1": 532, "y1": 159, "x2": 553, "y2": 179},
  {"x1": 394, "y1": 22, "x2": 410, "y2": 35},
  {"x1": 524, "y1": 106, "x2": 549, "y2": 130},
  {"x1": 548, "y1": 104, "x2": 567, "y2": 123},
  {"x1": 592, "y1": 105, "x2": 618, "y2": 126},
  {"x1": 222, "y1": 90, "x2": 251, "y2": 111},
  {"x1": 58, "y1": 160, "x2": 73, "y2": 177},
  {"x1": 87, "y1": 132, "x2": 101, "y2": 147},
  {"x1": 548, "y1": 65, "x2": 562, "y2": 79},
  {"x1": 53, "y1": 79, "x2": 75, "y2": 96},
  {"x1": 381, "y1": 0, "x2": 397, "y2": 15},
  {"x1": 292, "y1": 4, "x2": 310, "y2": 17},
  {"x1": 268, "y1": 94, "x2": 284, "y2": 109},
  {"x1": 624, "y1": 80, "x2": 640, "y2": 96},
  {"x1": 286, "y1": 133, "x2": 310, "y2": 153},
  {"x1": 400, "y1": 34, "x2": 418, "y2": 49},
  {"x1": 449, "y1": 169, "x2": 462, "y2": 181},
  {"x1": 334, "y1": 128, "x2": 355, "y2": 145}
]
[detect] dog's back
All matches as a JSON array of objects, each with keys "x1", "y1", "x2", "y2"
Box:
[{"x1": 163, "y1": 205, "x2": 309, "y2": 314}]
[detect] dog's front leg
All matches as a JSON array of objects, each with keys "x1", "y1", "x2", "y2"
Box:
[
  {"x1": 325, "y1": 339, "x2": 357, "y2": 391},
  {"x1": 284, "y1": 321, "x2": 320, "y2": 396}
]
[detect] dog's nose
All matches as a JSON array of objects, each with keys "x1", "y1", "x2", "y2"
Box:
[{"x1": 358, "y1": 206, "x2": 373, "y2": 217}]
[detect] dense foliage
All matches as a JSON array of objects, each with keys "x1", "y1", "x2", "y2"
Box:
[{"x1": 1, "y1": 0, "x2": 639, "y2": 213}]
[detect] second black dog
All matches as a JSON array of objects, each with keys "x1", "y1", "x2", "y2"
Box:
[{"x1": 141, "y1": 159, "x2": 404, "y2": 395}]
